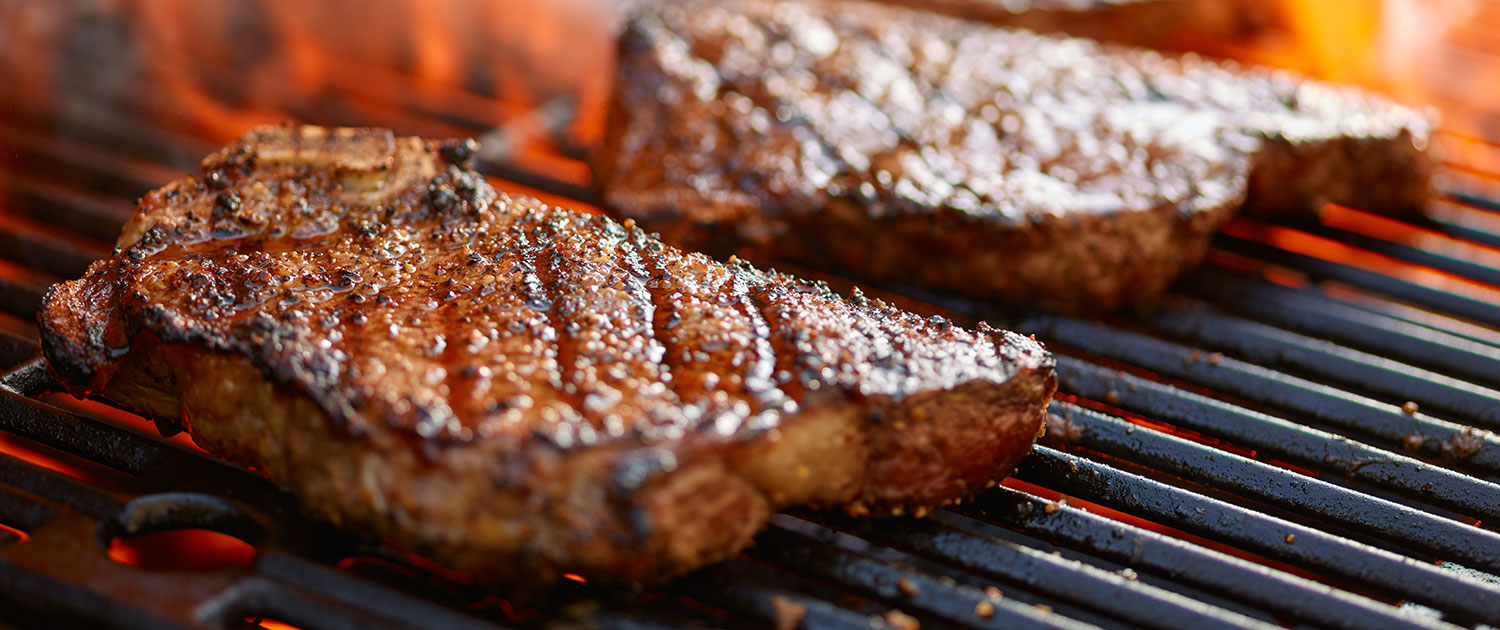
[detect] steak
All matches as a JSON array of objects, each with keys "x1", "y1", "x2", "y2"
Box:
[
  {"x1": 37, "y1": 124, "x2": 1056, "y2": 584},
  {"x1": 877, "y1": 0, "x2": 1276, "y2": 51},
  {"x1": 595, "y1": 0, "x2": 1434, "y2": 313}
]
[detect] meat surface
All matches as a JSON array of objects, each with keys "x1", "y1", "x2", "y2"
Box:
[
  {"x1": 37, "y1": 124, "x2": 1055, "y2": 584},
  {"x1": 878, "y1": 0, "x2": 1277, "y2": 51},
  {"x1": 596, "y1": 0, "x2": 1434, "y2": 313}
]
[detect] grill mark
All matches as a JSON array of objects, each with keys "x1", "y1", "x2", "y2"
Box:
[
  {"x1": 638, "y1": 245, "x2": 700, "y2": 427},
  {"x1": 513, "y1": 223, "x2": 572, "y2": 446},
  {"x1": 618, "y1": 234, "x2": 681, "y2": 432},
  {"x1": 724, "y1": 266, "x2": 782, "y2": 418},
  {"x1": 842, "y1": 303, "x2": 908, "y2": 391},
  {"x1": 545, "y1": 218, "x2": 657, "y2": 441},
  {"x1": 535, "y1": 220, "x2": 595, "y2": 443},
  {"x1": 745, "y1": 280, "x2": 807, "y2": 408}
]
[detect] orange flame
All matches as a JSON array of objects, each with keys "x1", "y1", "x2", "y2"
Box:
[
  {"x1": 107, "y1": 0, "x2": 610, "y2": 152},
  {"x1": 245, "y1": 619, "x2": 305, "y2": 630},
  {"x1": 1250, "y1": 1, "x2": 1498, "y2": 167}
]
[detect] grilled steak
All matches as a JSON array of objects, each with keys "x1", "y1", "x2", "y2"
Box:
[
  {"x1": 596, "y1": 0, "x2": 1434, "y2": 313},
  {"x1": 37, "y1": 124, "x2": 1055, "y2": 584},
  {"x1": 878, "y1": 0, "x2": 1276, "y2": 51}
]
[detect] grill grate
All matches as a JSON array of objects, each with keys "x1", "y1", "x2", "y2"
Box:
[{"x1": 6, "y1": 4, "x2": 1500, "y2": 630}]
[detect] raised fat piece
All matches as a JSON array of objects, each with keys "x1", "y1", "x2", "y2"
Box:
[
  {"x1": 595, "y1": 0, "x2": 1434, "y2": 313},
  {"x1": 37, "y1": 124, "x2": 1055, "y2": 584}
]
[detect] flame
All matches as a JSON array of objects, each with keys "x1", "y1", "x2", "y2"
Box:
[
  {"x1": 47, "y1": 0, "x2": 613, "y2": 157},
  {"x1": 1246, "y1": 0, "x2": 1499, "y2": 170}
]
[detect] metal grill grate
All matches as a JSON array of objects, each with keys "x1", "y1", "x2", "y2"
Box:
[{"x1": 6, "y1": 4, "x2": 1500, "y2": 630}]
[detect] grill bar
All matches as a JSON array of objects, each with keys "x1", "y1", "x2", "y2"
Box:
[
  {"x1": 0, "y1": 454, "x2": 123, "y2": 520},
  {"x1": 0, "y1": 387, "x2": 167, "y2": 475},
  {"x1": 805, "y1": 513, "x2": 1282, "y2": 630},
  {"x1": 1265, "y1": 216, "x2": 1500, "y2": 289},
  {"x1": 1047, "y1": 401, "x2": 1500, "y2": 572},
  {"x1": 1214, "y1": 234, "x2": 1500, "y2": 330},
  {"x1": 1016, "y1": 447, "x2": 1500, "y2": 623},
  {"x1": 677, "y1": 561, "x2": 890, "y2": 630},
  {"x1": 1178, "y1": 268, "x2": 1500, "y2": 389},
  {"x1": 249, "y1": 553, "x2": 507, "y2": 630},
  {"x1": 749, "y1": 519, "x2": 1083, "y2": 630},
  {"x1": 1055, "y1": 356, "x2": 1500, "y2": 521},
  {"x1": 1025, "y1": 316, "x2": 1500, "y2": 476},
  {"x1": 2, "y1": 175, "x2": 136, "y2": 244},
  {"x1": 963, "y1": 485, "x2": 1458, "y2": 630},
  {"x1": 1141, "y1": 304, "x2": 1500, "y2": 429}
]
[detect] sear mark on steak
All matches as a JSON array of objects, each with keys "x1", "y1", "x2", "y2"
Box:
[
  {"x1": 37, "y1": 124, "x2": 1056, "y2": 584},
  {"x1": 595, "y1": 0, "x2": 1434, "y2": 314}
]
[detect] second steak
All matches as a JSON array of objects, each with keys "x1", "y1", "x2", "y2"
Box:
[{"x1": 596, "y1": 0, "x2": 1433, "y2": 313}]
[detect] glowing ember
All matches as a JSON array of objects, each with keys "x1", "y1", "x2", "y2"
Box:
[
  {"x1": 243, "y1": 617, "x2": 305, "y2": 630},
  {"x1": 0, "y1": 522, "x2": 29, "y2": 543},
  {"x1": 107, "y1": 529, "x2": 257, "y2": 571}
]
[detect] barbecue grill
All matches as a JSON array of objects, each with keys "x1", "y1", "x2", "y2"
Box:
[{"x1": 4, "y1": 1, "x2": 1500, "y2": 628}]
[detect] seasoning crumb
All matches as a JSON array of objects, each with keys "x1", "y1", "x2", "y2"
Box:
[
  {"x1": 1402, "y1": 434, "x2": 1425, "y2": 451},
  {"x1": 897, "y1": 577, "x2": 919, "y2": 597},
  {"x1": 1043, "y1": 500, "x2": 1064, "y2": 514},
  {"x1": 974, "y1": 600, "x2": 995, "y2": 618},
  {"x1": 882, "y1": 609, "x2": 920, "y2": 630},
  {"x1": 772, "y1": 596, "x2": 806, "y2": 630},
  {"x1": 1103, "y1": 390, "x2": 1119, "y2": 404},
  {"x1": 1285, "y1": 534, "x2": 1297, "y2": 544},
  {"x1": 1402, "y1": 401, "x2": 1420, "y2": 415},
  {"x1": 1206, "y1": 352, "x2": 1223, "y2": 365},
  {"x1": 1118, "y1": 568, "x2": 1138, "y2": 580},
  {"x1": 984, "y1": 586, "x2": 1004, "y2": 601},
  {"x1": 1034, "y1": 604, "x2": 1054, "y2": 614}
]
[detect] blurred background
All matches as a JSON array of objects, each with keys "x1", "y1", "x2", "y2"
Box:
[{"x1": 0, "y1": 0, "x2": 1494, "y2": 185}]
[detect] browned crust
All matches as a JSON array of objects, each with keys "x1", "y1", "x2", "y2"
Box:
[
  {"x1": 624, "y1": 196, "x2": 1241, "y2": 315},
  {"x1": 1243, "y1": 130, "x2": 1435, "y2": 217},
  {"x1": 101, "y1": 340, "x2": 1052, "y2": 583},
  {"x1": 876, "y1": 0, "x2": 1279, "y2": 51}
]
